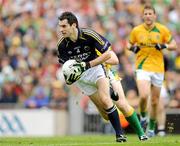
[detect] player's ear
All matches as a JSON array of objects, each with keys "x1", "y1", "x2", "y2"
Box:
[
  {"x1": 154, "y1": 13, "x2": 157, "y2": 20},
  {"x1": 72, "y1": 23, "x2": 77, "y2": 28},
  {"x1": 142, "y1": 13, "x2": 145, "y2": 21}
]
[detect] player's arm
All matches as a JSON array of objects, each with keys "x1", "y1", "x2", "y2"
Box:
[
  {"x1": 57, "y1": 51, "x2": 66, "y2": 64},
  {"x1": 155, "y1": 26, "x2": 177, "y2": 51},
  {"x1": 74, "y1": 49, "x2": 118, "y2": 73},
  {"x1": 75, "y1": 29, "x2": 118, "y2": 71},
  {"x1": 127, "y1": 28, "x2": 140, "y2": 53},
  {"x1": 104, "y1": 49, "x2": 119, "y2": 65},
  {"x1": 167, "y1": 39, "x2": 177, "y2": 51},
  {"x1": 88, "y1": 30, "x2": 118, "y2": 66},
  {"x1": 90, "y1": 49, "x2": 119, "y2": 67},
  {"x1": 155, "y1": 39, "x2": 177, "y2": 51},
  {"x1": 127, "y1": 42, "x2": 140, "y2": 53},
  {"x1": 57, "y1": 38, "x2": 69, "y2": 64}
]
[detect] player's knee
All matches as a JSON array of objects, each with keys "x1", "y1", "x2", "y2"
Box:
[
  {"x1": 158, "y1": 105, "x2": 164, "y2": 113},
  {"x1": 99, "y1": 96, "x2": 113, "y2": 108},
  {"x1": 115, "y1": 99, "x2": 127, "y2": 109},
  {"x1": 158, "y1": 101, "x2": 164, "y2": 110},
  {"x1": 151, "y1": 98, "x2": 159, "y2": 106},
  {"x1": 139, "y1": 94, "x2": 149, "y2": 100}
]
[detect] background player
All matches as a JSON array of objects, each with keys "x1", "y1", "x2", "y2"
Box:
[{"x1": 128, "y1": 4, "x2": 177, "y2": 137}]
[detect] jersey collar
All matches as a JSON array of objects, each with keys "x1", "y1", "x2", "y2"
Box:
[
  {"x1": 78, "y1": 28, "x2": 86, "y2": 40},
  {"x1": 143, "y1": 23, "x2": 156, "y2": 32},
  {"x1": 65, "y1": 28, "x2": 80, "y2": 42},
  {"x1": 66, "y1": 28, "x2": 85, "y2": 42}
]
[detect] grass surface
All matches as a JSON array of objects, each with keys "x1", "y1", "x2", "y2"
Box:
[{"x1": 0, "y1": 134, "x2": 180, "y2": 146}]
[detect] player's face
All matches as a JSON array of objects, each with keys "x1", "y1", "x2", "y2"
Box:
[
  {"x1": 143, "y1": 9, "x2": 156, "y2": 26},
  {"x1": 58, "y1": 19, "x2": 74, "y2": 38}
]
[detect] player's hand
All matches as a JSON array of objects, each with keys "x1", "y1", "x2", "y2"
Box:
[
  {"x1": 155, "y1": 43, "x2": 168, "y2": 51},
  {"x1": 73, "y1": 61, "x2": 91, "y2": 73},
  {"x1": 129, "y1": 45, "x2": 140, "y2": 53},
  {"x1": 64, "y1": 73, "x2": 81, "y2": 85}
]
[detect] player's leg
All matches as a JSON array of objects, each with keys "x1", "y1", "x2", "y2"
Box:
[
  {"x1": 156, "y1": 85, "x2": 169, "y2": 136},
  {"x1": 108, "y1": 69, "x2": 131, "y2": 115},
  {"x1": 147, "y1": 72, "x2": 164, "y2": 137},
  {"x1": 111, "y1": 80, "x2": 148, "y2": 140},
  {"x1": 136, "y1": 70, "x2": 151, "y2": 131},
  {"x1": 157, "y1": 96, "x2": 166, "y2": 136},
  {"x1": 90, "y1": 92, "x2": 109, "y2": 121},
  {"x1": 136, "y1": 79, "x2": 151, "y2": 131},
  {"x1": 147, "y1": 85, "x2": 161, "y2": 137},
  {"x1": 75, "y1": 65, "x2": 126, "y2": 142},
  {"x1": 93, "y1": 77, "x2": 126, "y2": 142}
]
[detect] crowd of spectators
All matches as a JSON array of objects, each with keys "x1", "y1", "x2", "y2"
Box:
[{"x1": 0, "y1": 0, "x2": 179, "y2": 110}]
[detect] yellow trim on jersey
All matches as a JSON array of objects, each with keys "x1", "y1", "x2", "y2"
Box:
[
  {"x1": 95, "y1": 46, "x2": 112, "y2": 55},
  {"x1": 57, "y1": 35, "x2": 64, "y2": 46},
  {"x1": 79, "y1": 36, "x2": 86, "y2": 40},
  {"x1": 83, "y1": 29, "x2": 104, "y2": 45},
  {"x1": 95, "y1": 46, "x2": 112, "y2": 70}
]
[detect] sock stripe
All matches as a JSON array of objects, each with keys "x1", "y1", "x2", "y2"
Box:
[
  {"x1": 105, "y1": 105, "x2": 116, "y2": 114},
  {"x1": 124, "y1": 106, "x2": 134, "y2": 117}
]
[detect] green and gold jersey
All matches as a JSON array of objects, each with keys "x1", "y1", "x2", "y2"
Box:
[{"x1": 129, "y1": 22, "x2": 172, "y2": 73}]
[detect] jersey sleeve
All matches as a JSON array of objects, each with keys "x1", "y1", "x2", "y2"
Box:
[
  {"x1": 162, "y1": 26, "x2": 173, "y2": 43},
  {"x1": 129, "y1": 28, "x2": 136, "y2": 44},
  {"x1": 57, "y1": 38, "x2": 68, "y2": 64},
  {"x1": 83, "y1": 29, "x2": 111, "y2": 53},
  {"x1": 57, "y1": 47, "x2": 68, "y2": 64}
]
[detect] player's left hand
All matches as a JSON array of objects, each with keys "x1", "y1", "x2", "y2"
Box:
[
  {"x1": 155, "y1": 43, "x2": 168, "y2": 51},
  {"x1": 73, "y1": 61, "x2": 91, "y2": 73}
]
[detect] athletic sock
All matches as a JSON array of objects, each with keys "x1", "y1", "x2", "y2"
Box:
[
  {"x1": 106, "y1": 105, "x2": 123, "y2": 135},
  {"x1": 126, "y1": 111, "x2": 145, "y2": 136},
  {"x1": 140, "y1": 111, "x2": 147, "y2": 118},
  {"x1": 158, "y1": 125, "x2": 165, "y2": 130},
  {"x1": 148, "y1": 118, "x2": 156, "y2": 131}
]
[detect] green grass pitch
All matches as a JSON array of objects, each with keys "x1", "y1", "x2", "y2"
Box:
[{"x1": 0, "y1": 134, "x2": 180, "y2": 146}]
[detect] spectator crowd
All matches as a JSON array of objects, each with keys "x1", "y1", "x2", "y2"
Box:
[{"x1": 0, "y1": 0, "x2": 179, "y2": 110}]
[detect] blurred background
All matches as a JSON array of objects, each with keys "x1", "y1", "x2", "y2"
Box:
[{"x1": 0, "y1": 0, "x2": 179, "y2": 136}]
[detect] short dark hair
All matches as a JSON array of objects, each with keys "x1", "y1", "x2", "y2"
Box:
[
  {"x1": 58, "y1": 12, "x2": 79, "y2": 28},
  {"x1": 143, "y1": 4, "x2": 156, "y2": 14}
]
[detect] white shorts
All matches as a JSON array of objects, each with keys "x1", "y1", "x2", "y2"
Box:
[
  {"x1": 136, "y1": 69, "x2": 164, "y2": 87},
  {"x1": 75, "y1": 65, "x2": 106, "y2": 96}
]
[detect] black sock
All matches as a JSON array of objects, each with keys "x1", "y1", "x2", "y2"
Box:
[{"x1": 106, "y1": 105, "x2": 123, "y2": 136}]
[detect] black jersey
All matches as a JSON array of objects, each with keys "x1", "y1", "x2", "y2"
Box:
[{"x1": 57, "y1": 28, "x2": 111, "y2": 64}]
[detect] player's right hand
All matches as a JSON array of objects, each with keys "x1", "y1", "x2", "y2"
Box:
[
  {"x1": 129, "y1": 45, "x2": 140, "y2": 53},
  {"x1": 73, "y1": 61, "x2": 91, "y2": 73}
]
